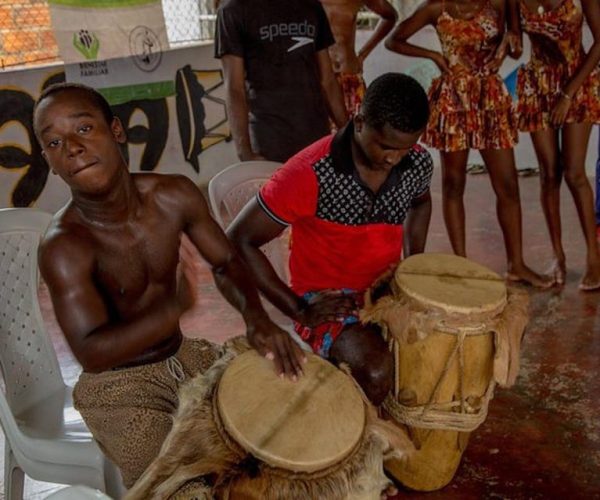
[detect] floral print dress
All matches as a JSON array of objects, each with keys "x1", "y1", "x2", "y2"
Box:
[
  {"x1": 516, "y1": 0, "x2": 600, "y2": 131},
  {"x1": 424, "y1": 0, "x2": 518, "y2": 152}
]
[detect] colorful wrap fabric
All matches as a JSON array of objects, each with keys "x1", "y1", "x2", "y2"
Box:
[
  {"x1": 423, "y1": 1, "x2": 518, "y2": 152},
  {"x1": 516, "y1": 0, "x2": 600, "y2": 131},
  {"x1": 294, "y1": 289, "x2": 362, "y2": 358}
]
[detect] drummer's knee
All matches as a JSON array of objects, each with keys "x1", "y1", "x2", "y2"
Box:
[{"x1": 330, "y1": 324, "x2": 393, "y2": 406}]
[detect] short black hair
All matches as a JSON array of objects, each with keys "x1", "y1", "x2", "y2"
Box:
[
  {"x1": 33, "y1": 83, "x2": 114, "y2": 137},
  {"x1": 361, "y1": 73, "x2": 429, "y2": 133}
]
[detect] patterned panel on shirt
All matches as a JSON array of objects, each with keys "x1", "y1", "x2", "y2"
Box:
[{"x1": 314, "y1": 147, "x2": 433, "y2": 226}]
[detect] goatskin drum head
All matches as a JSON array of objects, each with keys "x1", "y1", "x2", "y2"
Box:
[
  {"x1": 217, "y1": 350, "x2": 365, "y2": 472},
  {"x1": 395, "y1": 253, "x2": 507, "y2": 315}
]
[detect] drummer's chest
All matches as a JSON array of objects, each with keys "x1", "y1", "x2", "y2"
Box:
[{"x1": 92, "y1": 224, "x2": 180, "y2": 299}]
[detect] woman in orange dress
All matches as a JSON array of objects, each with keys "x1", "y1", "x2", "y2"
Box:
[
  {"x1": 386, "y1": 0, "x2": 549, "y2": 286},
  {"x1": 508, "y1": 0, "x2": 600, "y2": 289}
]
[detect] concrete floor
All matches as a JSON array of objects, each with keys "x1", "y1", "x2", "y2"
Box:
[{"x1": 15, "y1": 169, "x2": 598, "y2": 499}]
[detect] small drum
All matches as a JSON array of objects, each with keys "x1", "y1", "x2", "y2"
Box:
[
  {"x1": 362, "y1": 253, "x2": 529, "y2": 491},
  {"x1": 127, "y1": 344, "x2": 408, "y2": 499}
]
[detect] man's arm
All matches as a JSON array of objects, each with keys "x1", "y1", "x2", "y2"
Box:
[
  {"x1": 228, "y1": 200, "x2": 302, "y2": 318},
  {"x1": 506, "y1": 0, "x2": 523, "y2": 59},
  {"x1": 357, "y1": 0, "x2": 398, "y2": 65},
  {"x1": 385, "y1": 1, "x2": 450, "y2": 73},
  {"x1": 40, "y1": 232, "x2": 191, "y2": 373},
  {"x1": 175, "y1": 177, "x2": 305, "y2": 377},
  {"x1": 221, "y1": 55, "x2": 264, "y2": 161},
  {"x1": 316, "y1": 49, "x2": 349, "y2": 128},
  {"x1": 228, "y1": 199, "x2": 357, "y2": 326},
  {"x1": 403, "y1": 190, "x2": 432, "y2": 258}
]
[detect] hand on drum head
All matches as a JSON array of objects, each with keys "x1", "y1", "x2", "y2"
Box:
[
  {"x1": 247, "y1": 321, "x2": 307, "y2": 381},
  {"x1": 297, "y1": 290, "x2": 359, "y2": 328}
]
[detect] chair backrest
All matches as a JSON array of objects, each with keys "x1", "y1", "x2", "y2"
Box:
[
  {"x1": 0, "y1": 208, "x2": 65, "y2": 415},
  {"x1": 208, "y1": 161, "x2": 282, "y2": 228},
  {"x1": 208, "y1": 161, "x2": 290, "y2": 282}
]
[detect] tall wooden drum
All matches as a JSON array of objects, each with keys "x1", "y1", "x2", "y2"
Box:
[{"x1": 362, "y1": 253, "x2": 529, "y2": 491}]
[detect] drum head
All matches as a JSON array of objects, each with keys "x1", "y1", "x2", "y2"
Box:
[
  {"x1": 395, "y1": 253, "x2": 506, "y2": 315},
  {"x1": 217, "y1": 350, "x2": 365, "y2": 472}
]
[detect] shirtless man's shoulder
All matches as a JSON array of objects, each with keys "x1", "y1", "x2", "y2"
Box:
[
  {"x1": 40, "y1": 204, "x2": 95, "y2": 279},
  {"x1": 135, "y1": 172, "x2": 206, "y2": 216},
  {"x1": 41, "y1": 173, "x2": 200, "y2": 252}
]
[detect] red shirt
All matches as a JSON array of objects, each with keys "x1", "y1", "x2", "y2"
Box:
[{"x1": 258, "y1": 123, "x2": 433, "y2": 295}]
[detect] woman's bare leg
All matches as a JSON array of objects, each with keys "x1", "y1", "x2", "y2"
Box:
[
  {"x1": 561, "y1": 122, "x2": 600, "y2": 290},
  {"x1": 530, "y1": 128, "x2": 566, "y2": 284},
  {"x1": 480, "y1": 147, "x2": 552, "y2": 287},
  {"x1": 440, "y1": 149, "x2": 470, "y2": 256}
]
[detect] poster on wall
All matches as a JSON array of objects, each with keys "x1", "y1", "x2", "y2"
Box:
[
  {"x1": 48, "y1": 0, "x2": 169, "y2": 63},
  {"x1": 64, "y1": 52, "x2": 177, "y2": 105},
  {"x1": 49, "y1": 0, "x2": 173, "y2": 103},
  {"x1": 0, "y1": 44, "x2": 235, "y2": 211}
]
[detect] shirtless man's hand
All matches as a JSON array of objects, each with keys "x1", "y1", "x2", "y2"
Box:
[{"x1": 247, "y1": 319, "x2": 306, "y2": 380}]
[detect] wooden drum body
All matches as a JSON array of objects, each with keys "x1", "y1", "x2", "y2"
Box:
[{"x1": 362, "y1": 254, "x2": 529, "y2": 491}]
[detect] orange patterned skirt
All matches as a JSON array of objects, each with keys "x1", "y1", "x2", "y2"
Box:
[
  {"x1": 516, "y1": 63, "x2": 600, "y2": 131},
  {"x1": 424, "y1": 71, "x2": 518, "y2": 152}
]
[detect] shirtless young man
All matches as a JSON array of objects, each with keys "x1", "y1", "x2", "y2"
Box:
[
  {"x1": 33, "y1": 83, "x2": 304, "y2": 488},
  {"x1": 320, "y1": 0, "x2": 397, "y2": 115}
]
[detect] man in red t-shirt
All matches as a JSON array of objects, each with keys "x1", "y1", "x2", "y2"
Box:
[{"x1": 229, "y1": 73, "x2": 432, "y2": 404}]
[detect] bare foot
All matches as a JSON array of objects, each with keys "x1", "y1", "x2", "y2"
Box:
[
  {"x1": 579, "y1": 261, "x2": 600, "y2": 291},
  {"x1": 506, "y1": 265, "x2": 554, "y2": 289},
  {"x1": 545, "y1": 259, "x2": 566, "y2": 286}
]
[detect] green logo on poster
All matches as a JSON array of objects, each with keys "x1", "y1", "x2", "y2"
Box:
[{"x1": 73, "y1": 30, "x2": 100, "y2": 60}]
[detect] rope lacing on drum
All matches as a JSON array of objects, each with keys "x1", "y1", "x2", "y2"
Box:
[
  {"x1": 383, "y1": 327, "x2": 496, "y2": 433},
  {"x1": 166, "y1": 356, "x2": 186, "y2": 382}
]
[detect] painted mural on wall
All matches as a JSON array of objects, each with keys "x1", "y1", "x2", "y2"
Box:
[
  {"x1": 0, "y1": 43, "x2": 236, "y2": 212},
  {"x1": 0, "y1": 71, "x2": 65, "y2": 208}
]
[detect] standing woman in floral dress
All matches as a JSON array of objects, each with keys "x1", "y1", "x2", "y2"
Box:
[
  {"x1": 386, "y1": 0, "x2": 550, "y2": 286},
  {"x1": 508, "y1": 0, "x2": 600, "y2": 289}
]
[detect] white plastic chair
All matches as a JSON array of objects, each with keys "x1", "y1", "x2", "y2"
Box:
[
  {"x1": 0, "y1": 208, "x2": 124, "y2": 500},
  {"x1": 208, "y1": 160, "x2": 288, "y2": 281},
  {"x1": 45, "y1": 485, "x2": 112, "y2": 499},
  {"x1": 208, "y1": 161, "x2": 282, "y2": 227}
]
